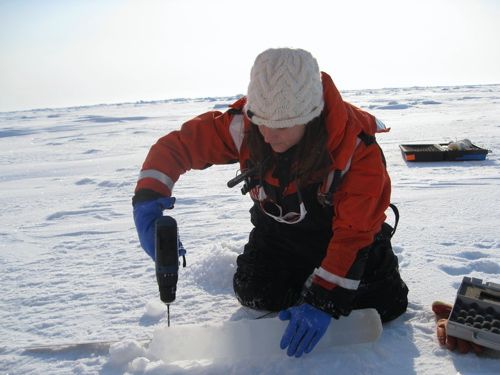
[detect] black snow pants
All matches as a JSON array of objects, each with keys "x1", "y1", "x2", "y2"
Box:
[{"x1": 233, "y1": 200, "x2": 408, "y2": 323}]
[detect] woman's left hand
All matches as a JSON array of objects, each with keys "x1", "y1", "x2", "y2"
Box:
[{"x1": 279, "y1": 303, "x2": 331, "y2": 357}]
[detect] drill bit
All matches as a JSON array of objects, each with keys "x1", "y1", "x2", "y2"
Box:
[{"x1": 167, "y1": 304, "x2": 171, "y2": 327}]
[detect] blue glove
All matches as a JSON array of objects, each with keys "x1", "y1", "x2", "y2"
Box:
[
  {"x1": 279, "y1": 303, "x2": 331, "y2": 357},
  {"x1": 133, "y1": 197, "x2": 175, "y2": 260}
]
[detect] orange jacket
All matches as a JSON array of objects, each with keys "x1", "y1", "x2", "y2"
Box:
[{"x1": 136, "y1": 72, "x2": 391, "y2": 292}]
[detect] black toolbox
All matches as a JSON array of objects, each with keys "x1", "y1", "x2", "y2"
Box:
[
  {"x1": 399, "y1": 143, "x2": 489, "y2": 162},
  {"x1": 447, "y1": 277, "x2": 500, "y2": 351}
]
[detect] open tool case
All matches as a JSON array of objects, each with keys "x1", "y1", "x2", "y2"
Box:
[
  {"x1": 447, "y1": 277, "x2": 500, "y2": 351},
  {"x1": 399, "y1": 143, "x2": 489, "y2": 162}
]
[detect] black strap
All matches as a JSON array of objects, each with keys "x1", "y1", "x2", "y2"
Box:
[
  {"x1": 355, "y1": 132, "x2": 396, "y2": 235},
  {"x1": 388, "y1": 203, "x2": 400, "y2": 238},
  {"x1": 321, "y1": 132, "x2": 375, "y2": 206},
  {"x1": 322, "y1": 169, "x2": 342, "y2": 205},
  {"x1": 358, "y1": 131, "x2": 376, "y2": 146},
  {"x1": 227, "y1": 107, "x2": 243, "y2": 115}
]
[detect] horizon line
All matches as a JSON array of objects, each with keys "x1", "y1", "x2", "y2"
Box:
[{"x1": 2, "y1": 82, "x2": 499, "y2": 115}]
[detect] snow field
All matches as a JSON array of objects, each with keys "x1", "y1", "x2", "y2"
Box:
[{"x1": 1, "y1": 86, "x2": 499, "y2": 374}]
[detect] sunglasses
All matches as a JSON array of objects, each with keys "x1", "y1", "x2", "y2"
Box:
[{"x1": 258, "y1": 186, "x2": 307, "y2": 224}]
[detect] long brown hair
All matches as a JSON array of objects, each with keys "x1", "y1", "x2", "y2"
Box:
[{"x1": 247, "y1": 113, "x2": 331, "y2": 188}]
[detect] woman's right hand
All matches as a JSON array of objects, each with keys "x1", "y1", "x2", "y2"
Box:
[{"x1": 133, "y1": 197, "x2": 175, "y2": 260}]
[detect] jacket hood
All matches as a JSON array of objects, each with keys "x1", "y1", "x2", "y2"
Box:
[{"x1": 321, "y1": 72, "x2": 364, "y2": 171}]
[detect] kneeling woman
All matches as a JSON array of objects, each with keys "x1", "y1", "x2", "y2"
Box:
[{"x1": 133, "y1": 48, "x2": 409, "y2": 358}]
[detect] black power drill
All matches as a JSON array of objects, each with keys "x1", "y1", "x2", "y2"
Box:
[{"x1": 155, "y1": 215, "x2": 182, "y2": 326}]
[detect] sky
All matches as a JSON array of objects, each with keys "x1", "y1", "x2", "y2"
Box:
[{"x1": 1, "y1": 0, "x2": 499, "y2": 112}]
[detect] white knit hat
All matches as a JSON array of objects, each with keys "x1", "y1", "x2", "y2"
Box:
[{"x1": 244, "y1": 48, "x2": 324, "y2": 129}]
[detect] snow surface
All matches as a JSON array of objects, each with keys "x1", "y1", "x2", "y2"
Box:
[{"x1": 1, "y1": 85, "x2": 499, "y2": 374}]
